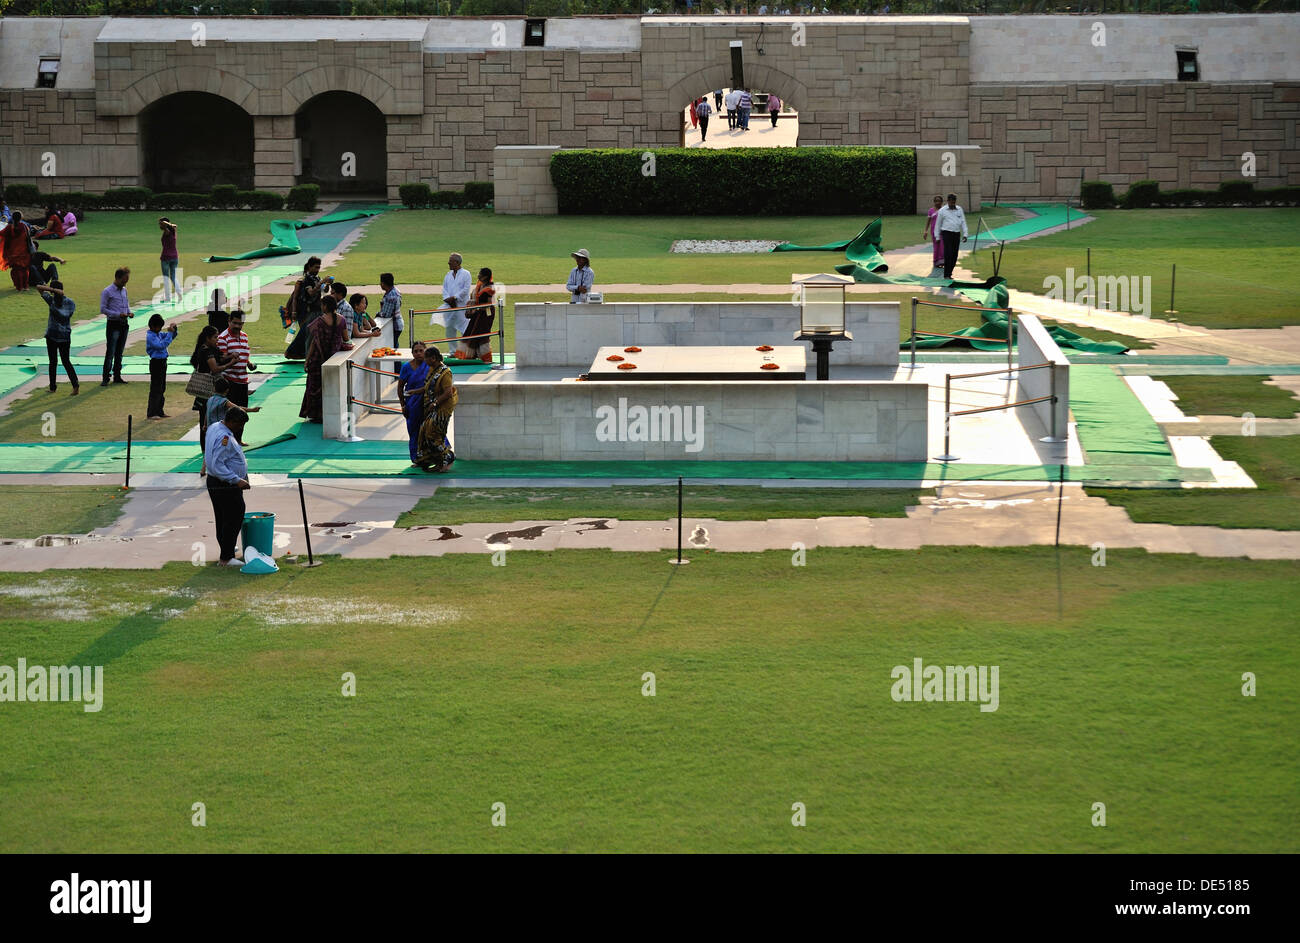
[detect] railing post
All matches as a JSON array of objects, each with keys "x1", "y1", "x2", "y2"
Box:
[
  {"x1": 910, "y1": 297, "x2": 918, "y2": 370},
  {"x1": 345, "y1": 360, "x2": 354, "y2": 440},
  {"x1": 937, "y1": 374, "x2": 958, "y2": 463}
]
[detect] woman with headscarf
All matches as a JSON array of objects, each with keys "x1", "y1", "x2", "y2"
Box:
[
  {"x1": 298, "y1": 295, "x2": 351, "y2": 423},
  {"x1": 414, "y1": 346, "x2": 457, "y2": 473},
  {"x1": 0, "y1": 211, "x2": 33, "y2": 290},
  {"x1": 398, "y1": 341, "x2": 431, "y2": 464},
  {"x1": 190, "y1": 325, "x2": 229, "y2": 477}
]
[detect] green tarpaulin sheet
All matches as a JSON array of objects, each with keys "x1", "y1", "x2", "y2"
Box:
[
  {"x1": 902, "y1": 295, "x2": 1129, "y2": 355},
  {"x1": 203, "y1": 207, "x2": 387, "y2": 262},
  {"x1": 773, "y1": 218, "x2": 889, "y2": 273}
]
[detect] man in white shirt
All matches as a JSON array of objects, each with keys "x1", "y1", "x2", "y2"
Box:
[
  {"x1": 934, "y1": 193, "x2": 968, "y2": 279},
  {"x1": 438, "y1": 252, "x2": 473, "y2": 338},
  {"x1": 725, "y1": 88, "x2": 741, "y2": 130}
]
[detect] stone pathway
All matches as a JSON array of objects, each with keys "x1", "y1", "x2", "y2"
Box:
[{"x1": 1, "y1": 479, "x2": 1296, "y2": 571}]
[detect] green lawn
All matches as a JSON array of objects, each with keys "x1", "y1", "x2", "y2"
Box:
[
  {"x1": 0, "y1": 484, "x2": 127, "y2": 538},
  {"x1": 1087, "y1": 436, "x2": 1300, "y2": 530},
  {"x1": 398, "y1": 485, "x2": 933, "y2": 526},
  {"x1": 0, "y1": 211, "x2": 305, "y2": 351},
  {"x1": 963, "y1": 208, "x2": 1300, "y2": 329},
  {"x1": 0, "y1": 546, "x2": 1294, "y2": 853},
  {"x1": 1161, "y1": 375, "x2": 1300, "y2": 419},
  {"x1": 327, "y1": 209, "x2": 1019, "y2": 289},
  {"x1": 0, "y1": 380, "x2": 197, "y2": 443}
]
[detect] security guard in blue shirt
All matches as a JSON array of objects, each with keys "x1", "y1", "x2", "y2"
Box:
[{"x1": 204, "y1": 407, "x2": 250, "y2": 566}]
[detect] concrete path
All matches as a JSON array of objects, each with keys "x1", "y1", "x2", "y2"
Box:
[{"x1": 2, "y1": 479, "x2": 1297, "y2": 571}]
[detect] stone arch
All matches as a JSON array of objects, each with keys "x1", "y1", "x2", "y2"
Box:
[
  {"x1": 666, "y1": 62, "x2": 807, "y2": 117},
  {"x1": 138, "y1": 91, "x2": 254, "y2": 191},
  {"x1": 282, "y1": 65, "x2": 400, "y2": 116},
  {"x1": 295, "y1": 91, "x2": 387, "y2": 195},
  {"x1": 120, "y1": 66, "x2": 259, "y2": 116}
]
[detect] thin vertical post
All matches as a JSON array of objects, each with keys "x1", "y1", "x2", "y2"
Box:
[
  {"x1": 1086, "y1": 247, "x2": 1092, "y2": 313},
  {"x1": 677, "y1": 476, "x2": 683, "y2": 564},
  {"x1": 1165, "y1": 263, "x2": 1178, "y2": 318},
  {"x1": 993, "y1": 175, "x2": 1002, "y2": 208},
  {"x1": 937, "y1": 375, "x2": 957, "y2": 462},
  {"x1": 298, "y1": 478, "x2": 317, "y2": 567},
  {"x1": 967, "y1": 179, "x2": 972, "y2": 211},
  {"x1": 124, "y1": 415, "x2": 132, "y2": 489},
  {"x1": 910, "y1": 298, "x2": 918, "y2": 369},
  {"x1": 1006, "y1": 312, "x2": 1015, "y2": 379}
]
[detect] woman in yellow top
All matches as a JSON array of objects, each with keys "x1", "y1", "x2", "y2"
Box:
[{"x1": 414, "y1": 346, "x2": 458, "y2": 472}]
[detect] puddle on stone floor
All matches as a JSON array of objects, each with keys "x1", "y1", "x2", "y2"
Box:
[
  {"x1": 689, "y1": 525, "x2": 710, "y2": 547},
  {"x1": 485, "y1": 524, "x2": 551, "y2": 545},
  {"x1": 574, "y1": 519, "x2": 611, "y2": 534}
]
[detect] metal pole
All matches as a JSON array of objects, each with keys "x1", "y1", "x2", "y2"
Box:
[
  {"x1": 677, "y1": 476, "x2": 682, "y2": 563},
  {"x1": 1006, "y1": 312, "x2": 1015, "y2": 379},
  {"x1": 298, "y1": 478, "x2": 321, "y2": 567},
  {"x1": 1165, "y1": 263, "x2": 1178, "y2": 320},
  {"x1": 408, "y1": 308, "x2": 414, "y2": 347},
  {"x1": 1086, "y1": 247, "x2": 1091, "y2": 313},
  {"x1": 993, "y1": 175, "x2": 1002, "y2": 208},
  {"x1": 937, "y1": 375, "x2": 958, "y2": 462},
  {"x1": 124, "y1": 414, "x2": 132, "y2": 489},
  {"x1": 910, "y1": 298, "x2": 917, "y2": 369},
  {"x1": 967, "y1": 179, "x2": 972, "y2": 211},
  {"x1": 345, "y1": 360, "x2": 354, "y2": 440},
  {"x1": 1065, "y1": 202, "x2": 1071, "y2": 230}
]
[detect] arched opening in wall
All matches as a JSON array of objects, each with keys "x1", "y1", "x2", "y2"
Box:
[
  {"x1": 139, "y1": 92, "x2": 253, "y2": 191},
  {"x1": 295, "y1": 91, "x2": 387, "y2": 197},
  {"x1": 681, "y1": 87, "x2": 799, "y2": 150}
]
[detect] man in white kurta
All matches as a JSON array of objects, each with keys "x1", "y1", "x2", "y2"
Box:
[{"x1": 438, "y1": 252, "x2": 473, "y2": 337}]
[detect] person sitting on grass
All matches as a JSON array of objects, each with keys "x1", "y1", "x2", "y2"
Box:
[
  {"x1": 145, "y1": 313, "x2": 179, "y2": 420},
  {"x1": 35, "y1": 280, "x2": 79, "y2": 396},
  {"x1": 61, "y1": 207, "x2": 77, "y2": 236},
  {"x1": 28, "y1": 240, "x2": 67, "y2": 287},
  {"x1": 33, "y1": 206, "x2": 63, "y2": 240}
]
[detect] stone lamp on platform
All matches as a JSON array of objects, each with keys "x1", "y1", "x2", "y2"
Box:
[{"x1": 794, "y1": 273, "x2": 853, "y2": 380}]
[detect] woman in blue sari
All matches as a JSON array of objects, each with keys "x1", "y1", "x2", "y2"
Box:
[{"x1": 398, "y1": 341, "x2": 431, "y2": 464}]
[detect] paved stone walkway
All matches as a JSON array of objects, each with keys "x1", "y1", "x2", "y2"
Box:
[{"x1": 1, "y1": 479, "x2": 1296, "y2": 571}]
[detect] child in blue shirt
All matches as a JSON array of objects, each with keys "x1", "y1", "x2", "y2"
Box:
[{"x1": 146, "y1": 313, "x2": 178, "y2": 419}]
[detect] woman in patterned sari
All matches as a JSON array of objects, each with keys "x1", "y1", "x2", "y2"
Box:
[
  {"x1": 298, "y1": 296, "x2": 351, "y2": 423},
  {"x1": 414, "y1": 346, "x2": 457, "y2": 472}
]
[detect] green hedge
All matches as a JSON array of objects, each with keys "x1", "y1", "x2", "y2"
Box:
[
  {"x1": 550, "y1": 147, "x2": 916, "y2": 215},
  {"x1": 400, "y1": 182, "x2": 490, "y2": 209},
  {"x1": 464, "y1": 180, "x2": 494, "y2": 207},
  {"x1": 1120, "y1": 180, "x2": 1161, "y2": 209},
  {"x1": 1080, "y1": 180, "x2": 1116, "y2": 210},
  {"x1": 1, "y1": 183, "x2": 42, "y2": 206},
  {"x1": 286, "y1": 184, "x2": 319, "y2": 212},
  {"x1": 210, "y1": 184, "x2": 239, "y2": 208},
  {"x1": 1117, "y1": 180, "x2": 1300, "y2": 209},
  {"x1": 399, "y1": 183, "x2": 431, "y2": 208}
]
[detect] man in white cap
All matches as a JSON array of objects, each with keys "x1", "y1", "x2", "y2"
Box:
[
  {"x1": 566, "y1": 249, "x2": 594, "y2": 303},
  {"x1": 438, "y1": 252, "x2": 473, "y2": 336}
]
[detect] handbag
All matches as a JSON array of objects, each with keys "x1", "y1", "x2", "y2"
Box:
[{"x1": 185, "y1": 370, "x2": 216, "y2": 398}]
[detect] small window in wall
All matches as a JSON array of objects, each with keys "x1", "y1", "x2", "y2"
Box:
[
  {"x1": 524, "y1": 19, "x2": 545, "y2": 47},
  {"x1": 37, "y1": 58, "x2": 60, "y2": 89},
  {"x1": 1176, "y1": 49, "x2": 1199, "y2": 82}
]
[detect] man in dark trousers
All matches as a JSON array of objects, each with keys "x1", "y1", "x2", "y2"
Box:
[
  {"x1": 99, "y1": 266, "x2": 132, "y2": 385},
  {"x1": 934, "y1": 193, "x2": 969, "y2": 279},
  {"x1": 205, "y1": 407, "x2": 250, "y2": 566}
]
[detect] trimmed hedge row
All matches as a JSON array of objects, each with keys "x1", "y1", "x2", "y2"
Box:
[
  {"x1": 549, "y1": 147, "x2": 916, "y2": 215},
  {"x1": 1082, "y1": 179, "x2": 1300, "y2": 210},
  {"x1": 0, "y1": 185, "x2": 323, "y2": 212},
  {"x1": 398, "y1": 181, "x2": 495, "y2": 209}
]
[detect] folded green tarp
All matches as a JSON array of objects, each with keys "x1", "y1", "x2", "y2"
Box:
[
  {"x1": 203, "y1": 207, "x2": 387, "y2": 263},
  {"x1": 774, "y1": 218, "x2": 889, "y2": 273},
  {"x1": 902, "y1": 301, "x2": 1130, "y2": 355}
]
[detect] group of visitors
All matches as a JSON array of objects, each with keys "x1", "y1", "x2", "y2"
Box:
[
  {"x1": 434, "y1": 252, "x2": 498, "y2": 361},
  {"x1": 691, "y1": 88, "x2": 781, "y2": 141},
  {"x1": 0, "y1": 205, "x2": 77, "y2": 291},
  {"x1": 398, "y1": 341, "x2": 458, "y2": 473}
]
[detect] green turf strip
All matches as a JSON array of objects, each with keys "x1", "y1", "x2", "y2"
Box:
[
  {"x1": 1069, "y1": 365, "x2": 1177, "y2": 466},
  {"x1": 977, "y1": 203, "x2": 1083, "y2": 243},
  {"x1": 202, "y1": 206, "x2": 388, "y2": 262}
]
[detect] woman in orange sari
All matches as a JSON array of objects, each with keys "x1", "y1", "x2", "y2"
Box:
[{"x1": 0, "y1": 211, "x2": 33, "y2": 290}]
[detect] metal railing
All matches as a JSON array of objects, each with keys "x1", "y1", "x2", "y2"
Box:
[
  {"x1": 409, "y1": 299, "x2": 506, "y2": 369},
  {"x1": 936, "y1": 360, "x2": 1061, "y2": 462},
  {"x1": 908, "y1": 297, "x2": 1014, "y2": 375}
]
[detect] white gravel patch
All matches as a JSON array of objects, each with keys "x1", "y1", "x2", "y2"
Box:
[
  {"x1": 249, "y1": 597, "x2": 463, "y2": 628},
  {"x1": 670, "y1": 239, "x2": 782, "y2": 254}
]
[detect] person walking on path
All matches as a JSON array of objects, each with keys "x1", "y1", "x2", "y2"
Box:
[
  {"x1": 439, "y1": 252, "x2": 473, "y2": 341},
  {"x1": 0, "y1": 211, "x2": 32, "y2": 291},
  {"x1": 145, "y1": 314, "x2": 178, "y2": 419},
  {"x1": 35, "y1": 281, "x2": 79, "y2": 395},
  {"x1": 399, "y1": 340, "x2": 431, "y2": 464},
  {"x1": 737, "y1": 88, "x2": 753, "y2": 131},
  {"x1": 190, "y1": 325, "x2": 229, "y2": 477},
  {"x1": 159, "y1": 217, "x2": 180, "y2": 303},
  {"x1": 767, "y1": 93, "x2": 781, "y2": 127},
  {"x1": 725, "y1": 88, "x2": 740, "y2": 130},
  {"x1": 935, "y1": 192, "x2": 969, "y2": 279},
  {"x1": 100, "y1": 266, "x2": 133, "y2": 385},
  {"x1": 696, "y1": 97, "x2": 713, "y2": 142},
  {"x1": 298, "y1": 296, "x2": 351, "y2": 423},
  {"x1": 414, "y1": 347, "x2": 457, "y2": 473},
  {"x1": 923, "y1": 194, "x2": 944, "y2": 271},
  {"x1": 205, "y1": 407, "x2": 251, "y2": 567},
  {"x1": 689, "y1": 97, "x2": 699, "y2": 131},
  {"x1": 714, "y1": 89, "x2": 723, "y2": 112},
  {"x1": 566, "y1": 249, "x2": 594, "y2": 303},
  {"x1": 216, "y1": 309, "x2": 254, "y2": 408}
]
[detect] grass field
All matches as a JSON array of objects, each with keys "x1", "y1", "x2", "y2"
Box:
[
  {"x1": 0, "y1": 380, "x2": 197, "y2": 443},
  {"x1": 0, "y1": 547, "x2": 1294, "y2": 853},
  {"x1": 1087, "y1": 436, "x2": 1300, "y2": 530},
  {"x1": 327, "y1": 209, "x2": 1020, "y2": 289},
  {"x1": 1161, "y1": 375, "x2": 1300, "y2": 419},
  {"x1": 962, "y1": 208, "x2": 1300, "y2": 329},
  {"x1": 397, "y1": 485, "x2": 933, "y2": 526},
  {"x1": 0, "y1": 485, "x2": 127, "y2": 538},
  {"x1": 0, "y1": 211, "x2": 305, "y2": 351}
]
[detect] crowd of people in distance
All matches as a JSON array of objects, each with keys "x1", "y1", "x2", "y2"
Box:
[
  {"x1": 688, "y1": 87, "x2": 784, "y2": 143},
  {"x1": 0, "y1": 199, "x2": 78, "y2": 292}
]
